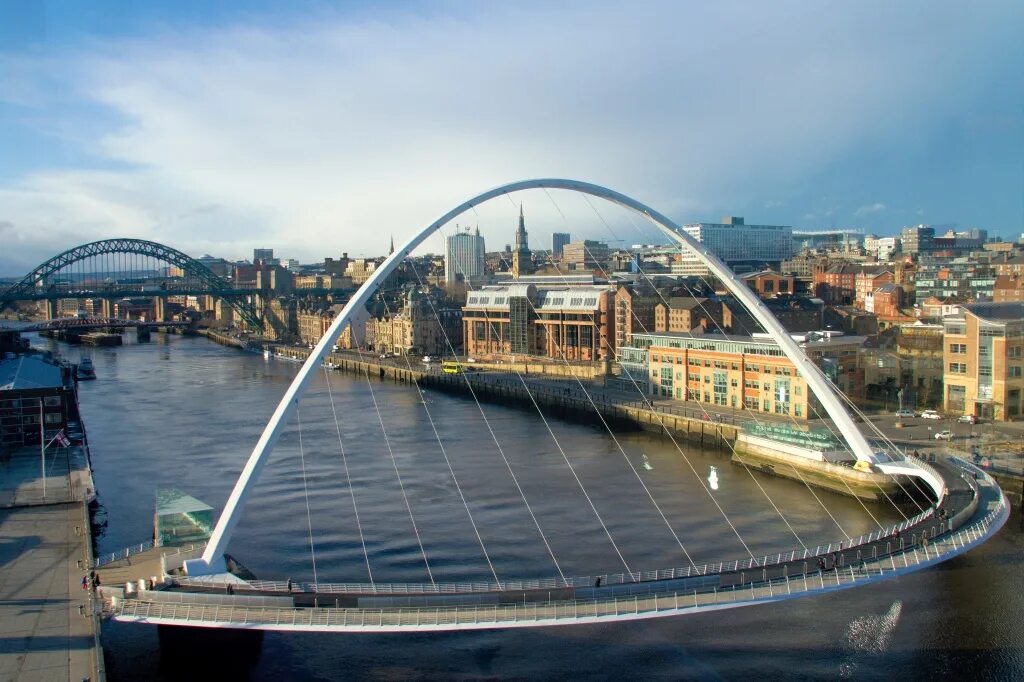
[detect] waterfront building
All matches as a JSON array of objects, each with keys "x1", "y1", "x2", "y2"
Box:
[
  {"x1": 942, "y1": 302, "x2": 1024, "y2": 421},
  {"x1": 445, "y1": 226, "x2": 486, "y2": 285},
  {"x1": 0, "y1": 355, "x2": 75, "y2": 448},
  {"x1": 462, "y1": 284, "x2": 614, "y2": 362},
  {"x1": 370, "y1": 288, "x2": 462, "y2": 356},
  {"x1": 618, "y1": 331, "x2": 865, "y2": 418},
  {"x1": 613, "y1": 284, "x2": 657, "y2": 348},
  {"x1": 263, "y1": 298, "x2": 298, "y2": 342},
  {"x1": 551, "y1": 232, "x2": 570, "y2": 259}
]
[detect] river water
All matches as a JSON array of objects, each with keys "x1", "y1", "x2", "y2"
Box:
[{"x1": 36, "y1": 333, "x2": 1023, "y2": 679}]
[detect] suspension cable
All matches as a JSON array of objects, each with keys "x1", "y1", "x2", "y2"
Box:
[
  {"x1": 353, "y1": 342, "x2": 436, "y2": 587},
  {"x1": 528, "y1": 190, "x2": 792, "y2": 553},
  {"x1": 321, "y1": 364, "x2": 374, "y2": 587},
  {"x1": 610, "y1": 201, "x2": 899, "y2": 529},
  {"x1": 376, "y1": 295, "x2": 504, "y2": 587},
  {"x1": 295, "y1": 399, "x2": 320, "y2": 586},
  {"x1": 401, "y1": 228, "x2": 569, "y2": 586}
]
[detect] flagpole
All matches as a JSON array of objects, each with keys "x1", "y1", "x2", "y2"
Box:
[{"x1": 39, "y1": 399, "x2": 46, "y2": 499}]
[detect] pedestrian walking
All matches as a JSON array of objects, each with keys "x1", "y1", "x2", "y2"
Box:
[{"x1": 81, "y1": 575, "x2": 88, "y2": 591}]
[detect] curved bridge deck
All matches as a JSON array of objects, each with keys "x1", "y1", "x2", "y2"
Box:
[{"x1": 102, "y1": 458, "x2": 1009, "y2": 632}]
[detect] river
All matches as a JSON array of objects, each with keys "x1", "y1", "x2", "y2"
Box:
[{"x1": 35, "y1": 333, "x2": 1024, "y2": 679}]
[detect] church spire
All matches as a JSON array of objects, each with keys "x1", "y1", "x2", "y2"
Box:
[{"x1": 389, "y1": 235, "x2": 394, "y2": 255}]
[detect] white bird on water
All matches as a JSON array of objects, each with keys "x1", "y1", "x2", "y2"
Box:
[
  {"x1": 708, "y1": 465, "x2": 719, "y2": 490},
  {"x1": 642, "y1": 454, "x2": 653, "y2": 471}
]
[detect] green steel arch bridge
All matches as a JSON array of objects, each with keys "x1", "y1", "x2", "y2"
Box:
[{"x1": 0, "y1": 238, "x2": 263, "y2": 328}]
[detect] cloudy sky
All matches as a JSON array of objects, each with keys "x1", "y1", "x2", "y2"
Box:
[{"x1": 1, "y1": 0, "x2": 1021, "y2": 274}]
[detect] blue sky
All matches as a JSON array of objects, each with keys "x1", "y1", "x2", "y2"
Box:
[{"x1": 1, "y1": 0, "x2": 1022, "y2": 274}]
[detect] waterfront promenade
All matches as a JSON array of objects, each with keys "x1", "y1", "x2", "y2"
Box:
[{"x1": 0, "y1": 445, "x2": 103, "y2": 681}]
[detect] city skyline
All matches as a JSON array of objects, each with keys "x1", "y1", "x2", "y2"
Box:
[{"x1": 1, "y1": 1, "x2": 1022, "y2": 274}]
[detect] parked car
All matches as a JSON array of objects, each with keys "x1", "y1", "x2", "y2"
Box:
[
  {"x1": 422, "y1": 356, "x2": 434, "y2": 363},
  {"x1": 921, "y1": 410, "x2": 942, "y2": 420},
  {"x1": 895, "y1": 409, "x2": 916, "y2": 419},
  {"x1": 957, "y1": 414, "x2": 978, "y2": 424},
  {"x1": 934, "y1": 430, "x2": 954, "y2": 440}
]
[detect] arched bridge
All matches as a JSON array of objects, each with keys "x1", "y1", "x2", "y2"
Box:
[
  {"x1": 0, "y1": 238, "x2": 261, "y2": 328},
  {"x1": 91, "y1": 179, "x2": 1009, "y2": 632}
]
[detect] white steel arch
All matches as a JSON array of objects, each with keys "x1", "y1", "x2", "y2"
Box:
[{"x1": 186, "y1": 179, "x2": 884, "y2": 576}]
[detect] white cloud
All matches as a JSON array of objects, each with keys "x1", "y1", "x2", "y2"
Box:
[
  {"x1": 854, "y1": 203, "x2": 887, "y2": 217},
  {"x1": 0, "y1": 0, "x2": 1020, "y2": 271}
]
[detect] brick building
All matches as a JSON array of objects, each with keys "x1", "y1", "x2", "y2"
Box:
[{"x1": 462, "y1": 284, "x2": 614, "y2": 361}]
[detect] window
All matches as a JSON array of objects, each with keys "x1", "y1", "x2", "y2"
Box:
[
  {"x1": 1010, "y1": 366, "x2": 1023, "y2": 378},
  {"x1": 948, "y1": 362, "x2": 967, "y2": 374},
  {"x1": 687, "y1": 389, "x2": 700, "y2": 400},
  {"x1": 795, "y1": 404, "x2": 802, "y2": 417},
  {"x1": 949, "y1": 343, "x2": 967, "y2": 354},
  {"x1": 474, "y1": 321, "x2": 486, "y2": 341},
  {"x1": 43, "y1": 396, "x2": 61, "y2": 407},
  {"x1": 45, "y1": 413, "x2": 62, "y2": 424}
]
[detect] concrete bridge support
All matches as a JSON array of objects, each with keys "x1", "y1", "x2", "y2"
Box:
[
  {"x1": 43, "y1": 299, "x2": 57, "y2": 321},
  {"x1": 100, "y1": 299, "x2": 114, "y2": 319},
  {"x1": 154, "y1": 296, "x2": 167, "y2": 322}
]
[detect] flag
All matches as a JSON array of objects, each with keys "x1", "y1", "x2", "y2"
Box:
[{"x1": 55, "y1": 430, "x2": 70, "y2": 447}]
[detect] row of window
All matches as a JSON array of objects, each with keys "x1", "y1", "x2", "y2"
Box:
[{"x1": 0, "y1": 396, "x2": 62, "y2": 409}]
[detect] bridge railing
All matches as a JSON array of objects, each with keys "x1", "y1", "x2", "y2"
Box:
[
  {"x1": 110, "y1": 489, "x2": 1007, "y2": 629},
  {"x1": 94, "y1": 540, "x2": 154, "y2": 568},
  {"x1": 172, "y1": 499, "x2": 940, "y2": 596}
]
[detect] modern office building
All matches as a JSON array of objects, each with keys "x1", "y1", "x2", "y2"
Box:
[
  {"x1": 552, "y1": 232, "x2": 571, "y2": 259},
  {"x1": 253, "y1": 248, "x2": 278, "y2": 266},
  {"x1": 444, "y1": 226, "x2": 486, "y2": 285},
  {"x1": 562, "y1": 240, "x2": 610, "y2": 270},
  {"x1": 943, "y1": 302, "x2": 1024, "y2": 421},
  {"x1": 675, "y1": 217, "x2": 793, "y2": 274},
  {"x1": 899, "y1": 226, "x2": 935, "y2": 255}
]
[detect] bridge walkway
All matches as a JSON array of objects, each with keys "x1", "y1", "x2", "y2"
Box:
[{"x1": 101, "y1": 458, "x2": 1008, "y2": 631}]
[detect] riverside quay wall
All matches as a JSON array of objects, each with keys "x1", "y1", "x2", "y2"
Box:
[{"x1": 240, "y1": 343, "x2": 913, "y2": 502}]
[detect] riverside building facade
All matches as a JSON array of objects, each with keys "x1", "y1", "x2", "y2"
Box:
[
  {"x1": 619, "y1": 331, "x2": 864, "y2": 420},
  {"x1": 462, "y1": 284, "x2": 614, "y2": 362}
]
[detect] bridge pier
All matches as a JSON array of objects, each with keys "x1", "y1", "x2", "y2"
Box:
[
  {"x1": 44, "y1": 299, "x2": 57, "y2": 321},
  {"x1": 154, "y1": 296, "x2": 167, "y2": 322},
  {"x1": 100, "y1": 299, "x2": 114, "y2": 319}
]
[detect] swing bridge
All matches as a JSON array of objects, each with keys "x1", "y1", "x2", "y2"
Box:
[{"x1": 89, "y1": 179, "x2": 1008, "y2": 632}]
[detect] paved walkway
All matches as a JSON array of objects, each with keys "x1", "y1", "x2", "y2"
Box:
[
  {"x1": 0, "y1": 442, "x2": 101, "y2": 681},
  {"x1": 0, "y1": 504, "x2": 96, "y2": 681}
]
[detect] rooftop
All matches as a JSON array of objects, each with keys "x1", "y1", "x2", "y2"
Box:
[
  {"x1": 965, "y1": 302, "x2": 1024, "y2": 323},
  {"x1": 0, "y1": 355, "x2": 65, "y2": 392}
]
